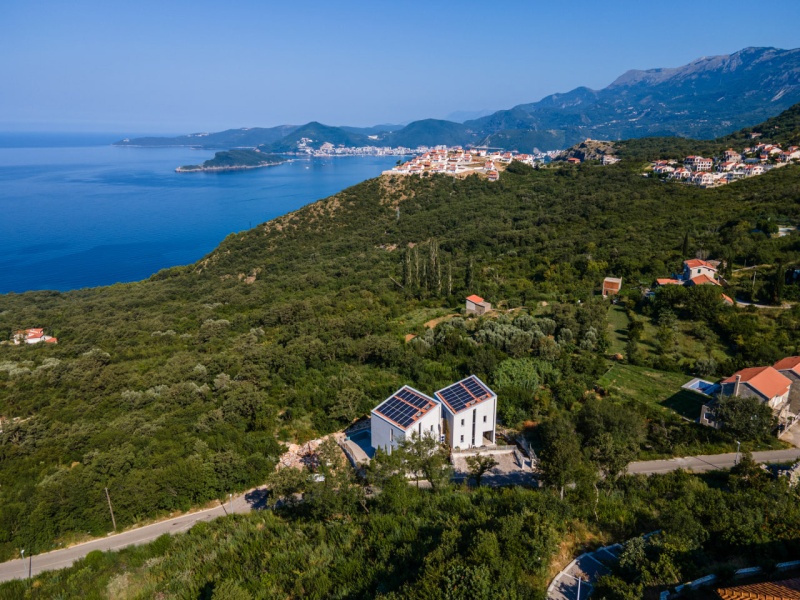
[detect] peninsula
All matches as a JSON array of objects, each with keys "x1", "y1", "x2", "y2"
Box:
[{"x1": 175, "y1": 148, "x2": 286, "y2": 172}]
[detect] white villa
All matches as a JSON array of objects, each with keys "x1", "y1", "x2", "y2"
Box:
[
  {"x1": 371, "y1": 385, "x2": 441, "y2": 455},
  {"x1": 370, "y1": 375, "x2": 498, "y2": 454},
  {"x1": 435, "y1": 375, "x2": 497, "y2": 450}
]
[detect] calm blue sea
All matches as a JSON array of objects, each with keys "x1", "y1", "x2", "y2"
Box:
[{"x1": 0, "y1": 133, "x2": 401, "y2": 294}]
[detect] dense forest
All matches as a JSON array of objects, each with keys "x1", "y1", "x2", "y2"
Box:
[{"x1": 1, "y1": 106, "x2": 800, "y2": 595}]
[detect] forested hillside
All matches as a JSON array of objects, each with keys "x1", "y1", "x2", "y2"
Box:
[{"x1": 1, "y1": 109, "x2": 800, "y2": 593}]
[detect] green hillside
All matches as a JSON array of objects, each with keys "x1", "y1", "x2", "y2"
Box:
[
  {"x1": 2, "y1": 107, "x2": 800, "y2": 594},
  {"x1": 264, "y1": 121, "x2": 372, "y2": 152}
]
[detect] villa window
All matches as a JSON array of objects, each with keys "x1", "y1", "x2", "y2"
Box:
[
  {"x1": 460, "y1": 435, "x2": 464, "y2": 443},
  {"x1": 460, "y1": 419, "x2": 464, "y2": 426},
  {"x1": 483, "y1": 415, "x2": 487, "y2": 423}
]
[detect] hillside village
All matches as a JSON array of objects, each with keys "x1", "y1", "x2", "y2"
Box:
[
  {"x1": 650, "y1": 141, "x2": 800, "y2": 187},
  {"x1": 382, "y1": 146, "x2": 553, "y2": 180}
]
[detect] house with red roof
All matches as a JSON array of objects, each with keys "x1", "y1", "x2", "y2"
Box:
[
  {"x1": 683, "y1": 259, "x2": 718, "y2": 282},
  {"x1": 720, "y1": 366, "x2": 792, "y2": 410},
  {"x1": 602, "y1": 277, "x2": 622, "y2": 298},
  {"x1": 774, "y1": 356, "x2": 800, "y2": 382},
  {"x1": 12, "y1": 328, "x2": 57, "y2": 345},
  {"x1": 686, "y1": 273, "x2": 721, "y2": 287},
  {"x1": 465, "y1": 294, "x2": 491, "y2": 316}
]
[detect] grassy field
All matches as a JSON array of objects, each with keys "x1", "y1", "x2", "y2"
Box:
[
  {"x1": 599, "y1": 363, "x2": 705, "y2": 420},
  {"x1": 606, "y1": 304, "x2": 629, "y2": 354}
]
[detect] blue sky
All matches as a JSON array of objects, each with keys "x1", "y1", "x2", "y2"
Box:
[{"x1": 2, "y1": 1, "x2": 799, "y2": 133}]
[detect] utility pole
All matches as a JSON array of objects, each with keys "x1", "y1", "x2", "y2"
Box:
[
  {"x1": 229, "y1": 493, "x2": 233, "y2": 514},
  {"x1": 735, "y1": 440, "x2": 741, "y2": 465},
  {"x1": 576, "y1": 575, "x2": 582, "y2": 600},
  {"x1": 105, "y1": 487, "x2": 117, "y2": 531}
]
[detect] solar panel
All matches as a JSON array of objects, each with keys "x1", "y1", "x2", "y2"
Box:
[
  {"x1": 374, "y1": 386, "x2": 434, "y2": 429},
  {"x1": 438, "y1": 382, "x2": 473, "y2": 412},
  {"x1": 396, "y1": 388, "x2": 431, "y2": 410},
  {"x1": 463, "y1": 376, "x2": 489, "y2": 399},
  {"x1": 437, "y1": 376, "x2": 495, "y2": 413}
]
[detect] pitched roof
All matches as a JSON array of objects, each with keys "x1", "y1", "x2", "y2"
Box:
[
  {"x1": 684, "y1": 259, "x2": 717, "y2": 270},
  {"x1": 723, "y1": 366, "x2": 792, "y2": 399},
  {"x1": 774, "y1": 356, "x2": 800, "y2": 376},
  {"x1": 372, "y1": 385, "x2": 437, "y2": 431},
  {"x1": 435, "y1": 375, "x2": 495, "y2": 415},
  {"x1": 656, "y1": 278, "x2": 683, "y2": 285},
  {"x1": 466, "y1": 294, "x2": 484, "y2": 304},
  {"x1": 603, "y1": 277, "x2": 622, "y2": 290},
  {"x1": 688, "y1": 274, "x2": 720, "y2": 287},
  {"x1": 717, "y1": 578, "x2": 800, "y2": 600}
]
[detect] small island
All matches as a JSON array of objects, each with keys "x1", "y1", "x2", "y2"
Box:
[{"x1": 176, "y1": 149, "x2": 286, "y2": 172}]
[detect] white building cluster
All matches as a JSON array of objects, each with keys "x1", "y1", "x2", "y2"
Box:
[
  {"x1": 294, "y1": 137, "x2": 421, "y2": 157},
  {"x1": 370, "y1": 375, "x2": 497, "y2": 454},
  {"x1": 382, "y1": 146, "x2": 547, "y2": 181},
  {"x1": 651, "y1": 143, "x2": 800, "y2": 188}
]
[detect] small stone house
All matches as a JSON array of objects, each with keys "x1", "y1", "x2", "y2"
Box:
[{"x1": 465, "y1": 295, "x2": 491, "y2": 316}]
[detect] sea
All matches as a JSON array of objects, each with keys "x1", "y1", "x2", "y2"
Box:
[{"x1": 0, "y1": 133, "x2": 402, "y2": 294}]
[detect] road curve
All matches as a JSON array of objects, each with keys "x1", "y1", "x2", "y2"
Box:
[
  {"x1": 627, "y1": 448, "x2": 800, "y2": 476},
  {"x1": 0, "y1": 487, "x2": 268, "y2": 583}
]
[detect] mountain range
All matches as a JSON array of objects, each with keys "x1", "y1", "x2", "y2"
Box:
[{"x1": 115, "y1": 46, "x2": 800, "y2": 153}]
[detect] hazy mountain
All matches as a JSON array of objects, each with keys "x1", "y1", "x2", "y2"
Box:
[
  {"x1": 445, "y1": 109, "x2": 496, "y2": 123},
  {"x1": 114, "y1": 125, "x2": 299, "y2": 148},
  {"x1": 492, "y1": 46, "x2": 800, "y2": 149},
  {"x1": 116, "y1": 47, "x2": 800, "y2": 153}
]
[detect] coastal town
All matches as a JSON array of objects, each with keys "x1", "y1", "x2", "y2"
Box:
[
  {"x1": 381, "y1": 145, "x2": 555, "y2": 179},
  {"x1": 650, "y1": 141, "x2": 800, "y2": 187}
]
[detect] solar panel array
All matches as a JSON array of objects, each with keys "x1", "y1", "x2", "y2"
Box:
[
  {"x1": 375, "y1": 386, "x2": 435, "y2": 428},
  {"x1": 437, "y1": 375, "x2": 493, "y2": 413}
]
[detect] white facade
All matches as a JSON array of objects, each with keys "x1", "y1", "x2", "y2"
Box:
[
  {"x1": 442, "y1": 396, "x2": 497, "y2": 450},
  {"x1": 370, "y1": 387, "x2": 441, "y2": 455},
  {"x1": 435, "y1": 375, "x2": 498, "y2": 451}
]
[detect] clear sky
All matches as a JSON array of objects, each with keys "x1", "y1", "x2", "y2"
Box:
[{"x1": 2, "y1": 0, "x2": 799, "y2": 134}]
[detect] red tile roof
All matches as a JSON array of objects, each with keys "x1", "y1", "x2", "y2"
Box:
[
  {"x1": 603, "y1": 277, "x2": 622, "y2": 290},
  {"x1": 688, "y1": 274, "x2": 720, "y2": 286},
  {"x1": 656, "y1": 278, "x2": 683, "y2": 285},
  {"x1": 684, "y1": 259, "x2": 717, "y2": 270},
  {"x1": 466, "y1": 294, "x2": 484, "y2": 304},
  {"x1": 774, "y1": 356, "x2": 800, "y2": 376},
  {"x1": 723, "y1": 366, "x2": 792, "y2": 399},
  {"x1": 717, "y1": 578, "x2": 800, "y2": 599}
]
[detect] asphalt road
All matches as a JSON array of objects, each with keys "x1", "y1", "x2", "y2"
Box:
[
  {"x1": 2, "y1": 449, "x2": 799, "y2": 583},
  {"x1": 0, "y1": 487, "x2": 268, "y2": 583},
  {"x1": 627, "y1": 448, "x2": 800, "y2": 475}
]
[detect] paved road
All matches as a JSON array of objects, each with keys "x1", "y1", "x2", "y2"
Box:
[
  {"x1": 627, "y1": 448, "x2": 800, "y2": 475},
  {"x1": 2, "y1": 448, "x2": 799, "y2": 583},
  {"x1": 0, "y1": 487, "x2": 268, "y2": 583}
]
